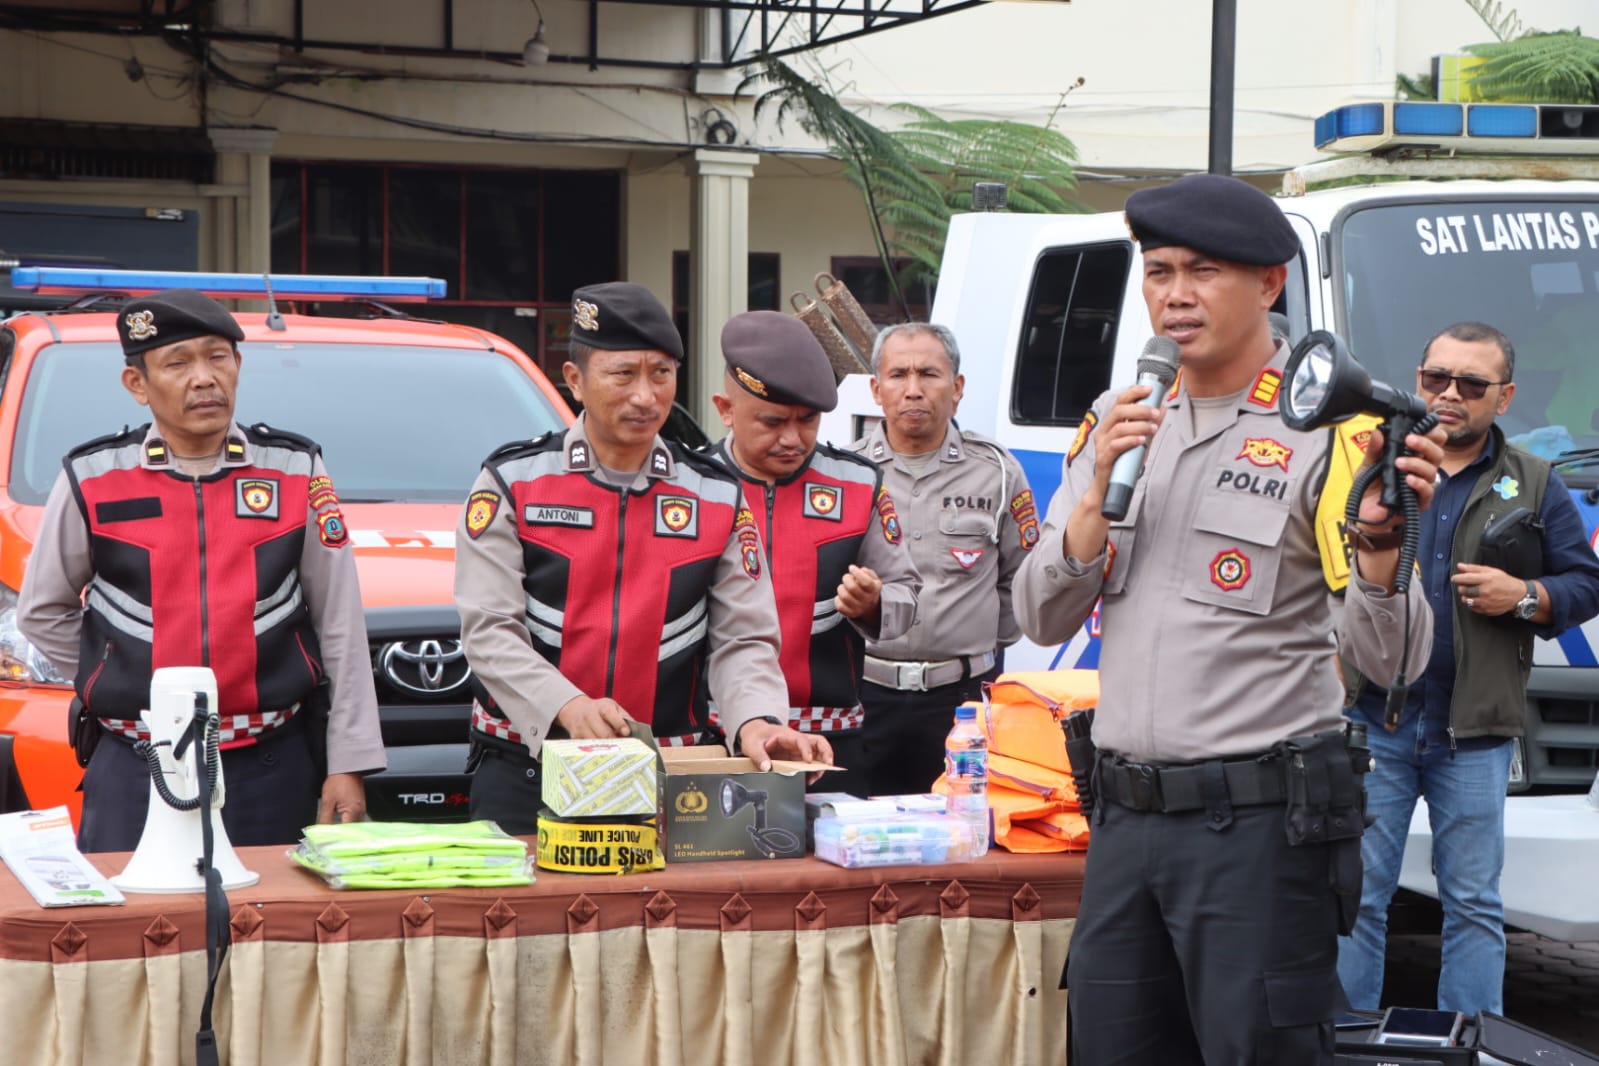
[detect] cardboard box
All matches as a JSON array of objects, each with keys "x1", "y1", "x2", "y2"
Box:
[
  {"x1": 540, "y1": 738, "x2": 658, "y2": 818},
  {"x1": 660, "y1": 747, "x2": 830, "y2": 862}
]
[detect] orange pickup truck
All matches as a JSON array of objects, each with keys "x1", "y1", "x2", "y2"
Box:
[{"x1": 0, "y1": 269, "x2": 571, "y2": 824}]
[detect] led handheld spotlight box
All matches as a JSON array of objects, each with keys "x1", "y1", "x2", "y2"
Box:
[{"x1": 659, "y1": 747, "x2": 833, "y2": 862}]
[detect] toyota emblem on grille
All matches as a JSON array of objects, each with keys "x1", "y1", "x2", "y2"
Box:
[{"x1": 379, "y1": 639, "x2": 471, "y2": 696}]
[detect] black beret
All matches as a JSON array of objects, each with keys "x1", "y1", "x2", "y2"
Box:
[
  {"x1": 1124, "y1": 174, "x2": 1298, "y2": 267},
  {"x1": 570, "y1": 282, "x2": 683, "y2": 362},
  {"x1": 118, "y1": 288, "x2": 244, "y2": 358},
  {"x1": 721, "y1": 310, "x2": 838, "y2": 412}
]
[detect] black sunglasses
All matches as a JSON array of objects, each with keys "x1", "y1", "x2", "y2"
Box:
[{"x1": 1418, "y1": 367, "x2": 1510, "y2": 401}]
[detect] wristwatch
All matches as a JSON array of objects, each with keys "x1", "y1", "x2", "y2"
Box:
[{"x1": 1513, "y1": 581, "x2": 1539, "y2": 621}]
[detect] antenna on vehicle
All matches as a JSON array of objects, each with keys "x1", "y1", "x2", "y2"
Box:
[{"x1": 261, "y1": 273, "x2": 286, "y2": 332}]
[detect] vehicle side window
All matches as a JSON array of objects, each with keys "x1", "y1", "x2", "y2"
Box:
[{"x1": 1010, "y1": 242, "x2": 1131, "y2": 426}]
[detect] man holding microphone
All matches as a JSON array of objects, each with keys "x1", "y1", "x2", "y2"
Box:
[{"x1": 1015, "y1": 174, "x2": 1446, "y2": 1064}]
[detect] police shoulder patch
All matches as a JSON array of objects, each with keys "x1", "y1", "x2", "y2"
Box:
[
  {"x1": 1210, "y1": 547, "x2": 1251, "y2": 591},
  {"x1": 875, "y1": 488, "x2": 902, "y2": 546},
  {"x1": 318, "y1": 507, "x2": 349, "y2": 549},
  {"x1": 1009, "y1": 489, "x2": 1040, "y2": 552},
  {"x1": 1068, "y1": 412, "x2": 1097, "y2": 465},
  {"x1": 734, "y1": 506, "x2": 763, "y2": 579},
  {"x1": 465, "y1": 490, "x2": 501, "y2": 539}
]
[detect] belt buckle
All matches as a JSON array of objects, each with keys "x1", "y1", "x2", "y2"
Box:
[
  {"x1": 1127, "y1": 764, "x2": 1161, "y2": 811},
  {"x1": 899, "y1": 662, "x2": 927, "y2": 692}
]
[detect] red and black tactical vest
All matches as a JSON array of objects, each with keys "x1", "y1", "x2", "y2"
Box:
[
  {"x1": 722, "y1": 443, "x2": 883, "y2": 725},
  {"x1": 66, "y1": 424, "x2": 326, "y2": 731},
  {"x1": 471, "y1": 433, "x2": 750, "y2": 744}
]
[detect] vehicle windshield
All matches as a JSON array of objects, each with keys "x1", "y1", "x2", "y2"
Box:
[
  {"x1": 1337, "y1": 198, "x2": 1599, "y2": 486},
  {"x1": 8, "y1": 341, "x2": 565, "y2": 504}
]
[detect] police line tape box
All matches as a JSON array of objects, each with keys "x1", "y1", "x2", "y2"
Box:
[
  {"x1": 659, "y1": 747, "x2": 834, "y2": 863},
  {"x1": 540, "y1": 738, "x2": 658, "y2": 818}
]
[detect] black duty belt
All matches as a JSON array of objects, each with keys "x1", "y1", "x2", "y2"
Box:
[{"x1": 1098, "y1": 753, "x2": 1287, "y2": 813}]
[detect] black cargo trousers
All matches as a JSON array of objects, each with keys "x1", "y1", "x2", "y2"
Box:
[{"x1": 1065, "y1": 736, "x2": 1364, "y2": 1065}]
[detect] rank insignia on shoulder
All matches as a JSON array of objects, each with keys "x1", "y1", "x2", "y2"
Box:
[
  {"x1": 225, "y1": 440, "x2": 246, "y2": 463},
  {"x1": 946, "y1": 441, "x2": 960, "y2": 459},
  {"x1": 1210, "y1": 548, "x2": 1251, "y2": 591},
  {"x1": 872, "y1": 442, "x2": 886, "y2": 461},
  {"x1": 1248, "y1": 368, "x2": 1282, "y2": 408},
  {"x1": 650, "y1": 447, "x2": 671, "y2": 476},
  {"x1": 875, "y1": 489, "x2": 902, "y2": 545},
  {"x1": 567, "y1": 441, "x2": 591, "y2": 471},
  {"x1": 465, "y1": 490, "x2": 500, "y2": 539},
  {"x1": 1166, "y1": 370, "x2": 1183, "y2": 402},
  {"x1": 318, "y1": 507, "x2": 349, "y2": 548},
  {"x1": 804, "y1": 483, "x2": 842, "y2": 521},
  {"x1": 144, "y1": 440, "x2": 169, "y2": 467},
  {"x1": 236, "y1": 478, "x2": 279, "y2": 520},
  {"x1": 656, "y1": 494, "x2": 697, "y2": 537},
  {"x1": 1067, "y1": 413, "x2": 1096, "y2": 465}
]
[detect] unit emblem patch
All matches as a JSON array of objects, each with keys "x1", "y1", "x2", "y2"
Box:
[
  {"x1": 1068, "y1": 412, "x2": 1097, "y2": 465},
  {"x1": 804, "y1": 484, "x2": 841, "y2": 521},
  {"x1": 465, "y1": 491, "x2": 500, "y2": 539},
  {"x1": 236, "y1": 478, "x2": 279, "y2": 519},
  {"x1": 875, "y1": 489, "x2": 902, "y2": 545},
  {"x1": 1210, "y1": 548, "x2": 1251, "y2": 591},
  {"x1": 950, "y1": 548, "x2": 984, "y2": 570},
  {"x1": 318, "y1": 508, "x2": 349, "y2": 548},
  {"x1": 657, "y1": 495, "x2": 697, "y2": 537}
]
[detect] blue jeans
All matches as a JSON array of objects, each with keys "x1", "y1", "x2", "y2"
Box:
[{"x1": 1336, "y1": 719, "x2": 1513, "y2": 1016}]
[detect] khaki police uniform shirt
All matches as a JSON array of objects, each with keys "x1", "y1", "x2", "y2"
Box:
[
  {"x1": 17, "y1": 424, "x2": 386, "y2": 776},
  {"x1": 1014, "y1": 344, "x2": 1432, "y2": 763},
  {"x1": 455, "y1": 415, "x2": 791, "y2": 758},
  {"x1": 850, "y1": 422, "x2": 1037, "y2": 661}
]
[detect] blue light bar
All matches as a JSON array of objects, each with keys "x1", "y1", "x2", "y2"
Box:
[
  {"x1": 8, "y1": 268, "x2": 446, "y2": 302},
  {"x1": 1393, "y1": 102, "x2": 1464, "y2": 137},
  {"x1": 1336, "y1": 103, "x2": 1385, "y2": 140},
  {"x1": 1466, "y1": 104, "x2": 1537, "y2": 138},
  {"x1": 1314, "y1": 111, "x2": 1339, "y2": 149}
]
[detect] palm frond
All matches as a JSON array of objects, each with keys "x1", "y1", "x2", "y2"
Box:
[
  {"x1": 743, "y1": 58, "x2": 1085, "y2": 293},
  {"x1": 1464, "y1": 31, "x2": 1599, "y2": 103},
  {"x1": 1464, "y1": 0, "x2": 1524, "y2": 43}
]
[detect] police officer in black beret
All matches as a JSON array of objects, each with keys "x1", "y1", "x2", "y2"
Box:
[
  {"x1": 456, "y1": 287, "x2": 831, "y2": 833},
  {"x1": 1013, "y1": 175, "x2": 1448, "y2": 1064},
  {"x1": 18, "y1": 289, "x2": 385, "y2": 851},
  {"x1": 704, "y1": 311, "x2": 920, "y2": 794}
]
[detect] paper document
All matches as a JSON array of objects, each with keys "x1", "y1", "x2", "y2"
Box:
[{"x1": 0, "y1": 806, "x2": 126, "y2": 908}]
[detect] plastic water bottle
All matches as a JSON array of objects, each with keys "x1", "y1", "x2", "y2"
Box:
[{"x1": 945, "y1": 706, "x2": 990, "y2": 849}]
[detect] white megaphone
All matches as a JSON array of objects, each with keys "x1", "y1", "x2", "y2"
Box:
[{"x1": 111, "y1": 667, "x2": 259, "y2": 893}]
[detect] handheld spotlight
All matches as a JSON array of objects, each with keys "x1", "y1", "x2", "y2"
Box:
[
  {"x1": 1280, "y1": 330, "x2": 1439, "y2": 727},
  {"x1": 1279, "y1": 330, "x2": 1434, "y2": 517},
  {"x1": 718, "y1": 777, "x2": 801, "y2": 858}
]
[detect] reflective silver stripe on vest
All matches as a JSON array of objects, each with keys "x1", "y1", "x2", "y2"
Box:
[
  {"x1": 811, "y1": 597, "x2": 844, "y2": 634},
  {"x1": 86, "y1": 577, "x2": 154, "y2": 642},
  {"x1": 253, "y1": 572, "x2": 304, "y2": 635},
  {"x1": 658, "y1": 597, "x2": 709, "y2": 661},
  {"x1": 524, "y1": 593, "x2": 564, "y2": 647}
]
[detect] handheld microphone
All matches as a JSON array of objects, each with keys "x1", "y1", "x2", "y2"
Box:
[{"x1": 1101, "y1": 337, "x2": 1181, "y2": 522}]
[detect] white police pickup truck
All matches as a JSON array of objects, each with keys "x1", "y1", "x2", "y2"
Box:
[{"x1": 823, "y1": 99, "x2": 1599, "y2": 937}]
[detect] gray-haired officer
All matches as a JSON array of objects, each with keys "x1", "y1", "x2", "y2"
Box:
[
  {"x1": 456, "y1": 283, "x2": 830, "y2": 834},
  {"x1": 19, "y1": 288, "x2": 384, "y2": 851},
  {"x1": 850, "y1": 322, "x2": 1037, "y2": 796},
  {"x1": 1014, "y1": 174, "x2": 1446, "y2": 1064},
  {"x1": 706, "y1": 311, "x2": 921, "y2": 795}
]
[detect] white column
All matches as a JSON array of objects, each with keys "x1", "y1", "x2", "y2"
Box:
[
  {"x1": 207, "y1": 127, "x2": 279, "y2": 275},
  {"x1": 689, "y1": 148, "x2": 757, "y2": 428}
]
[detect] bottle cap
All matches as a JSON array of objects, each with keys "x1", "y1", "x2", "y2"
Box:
[{"x1": 954, "y1": 706, "x2": 976, "y2": 721}]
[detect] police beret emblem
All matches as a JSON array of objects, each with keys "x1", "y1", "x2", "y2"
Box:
[
  {"x1": 573, "y1": 298, "x2": 600, "y2": 333},
  {"x1": 735, "y1": 367, "x2": 769, "y2": 398},
  {"x1": 125, "y1": 309, "x2": 158, "y2": 341}
]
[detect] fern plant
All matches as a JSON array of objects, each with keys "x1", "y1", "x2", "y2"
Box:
[
  {"x1": 1464, "y1": 30, "x2": 1599, "y2": 103},
  {"x1": 746, "y1": 57, "x2": 1083, "y2": 305}
]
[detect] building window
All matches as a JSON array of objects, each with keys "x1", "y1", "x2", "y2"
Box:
[
  {"x1": 826, "y1": 257, "x2": 933, "y2": 325},
  {"x1": 1011, "y1": 242, "x2": 1132, "y2": 427},
  {"x1": 270, "y1": 162, "x2": 620, "y2": 377},
  {"x1": 670, "y1": 251, "x2": 781, "y2": 397}
]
